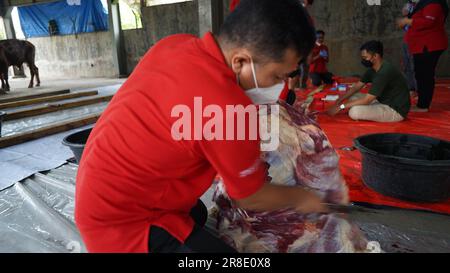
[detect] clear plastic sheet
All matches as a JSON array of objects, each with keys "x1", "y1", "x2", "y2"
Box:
[
  {"x1": 43, "y1": 163, "x2": 78, "y2": 186},
  {"x1": 0, "y1": 85, "x2": 118, "y2": 252},
  {"x1": 349, "y1": 206, "x2": 450, "y2": 253},
  {"x1": 0, "y1": 126, "x2": 91, "y2": 190},
  {"x1": 1, "y1": 162, "x2": 449, "y2": 253},
  {"x1": 1, "y1": 102, "x2": 108, "y2": 137},
  {"x1": 0, "y1": 164, "x2": 86, "y2": 253}
]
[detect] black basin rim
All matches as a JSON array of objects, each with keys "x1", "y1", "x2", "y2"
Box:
[
  {"x1": 354, "y1": 133, "x2": 450, "y2": 166},
  {"x1": 62, "y1": 128, "x2": 92, "y2": 148}
]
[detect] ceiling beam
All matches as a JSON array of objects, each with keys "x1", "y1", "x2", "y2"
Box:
[{"x1": 2, "y1": 0, "x2": 58, "y2": 8}]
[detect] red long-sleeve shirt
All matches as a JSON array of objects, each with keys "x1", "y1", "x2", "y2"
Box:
[
  {"x1": 230, "y1": 0, "x2": 240, "y2": 11},
  {"x1": 75, "y1": 33, "x2": 266, "y2": 253},
  {"x1": 405, "y1": 3, "x2": 448, "y2": 54},
  {"x1": 309, "y1": 43, "x2": 329, "y2": 74}
]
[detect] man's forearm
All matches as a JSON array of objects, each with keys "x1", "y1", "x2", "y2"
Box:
[
  {"x1": 344, "y1": 97, "x2": 369, "y2": 108},
  {"x1": 338, "y1": 83, "x2": 363, "y2": 103},
  {"x1": 235, "y1": 183, "x2": 312, "y2": 212}
]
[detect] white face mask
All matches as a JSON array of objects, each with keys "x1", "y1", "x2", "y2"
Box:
[{"x1": 243, "y1": 60, "x2": 285, "y2": 105}]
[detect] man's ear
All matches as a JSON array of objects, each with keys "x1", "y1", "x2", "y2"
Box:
[{"x1": 230, "y1": 51, "x2": 252, "y2": 75}]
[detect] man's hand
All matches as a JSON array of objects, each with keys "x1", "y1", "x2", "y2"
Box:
[
  {"x1": 235, "y1": 183, "x2": 328, "y2": 214},
  {"x1": 295, "y1": 189, "x2": 329, "y2": 214},
  {"x1": 327, "y1": 104, "x2": 342, "y2": 116},
  {"x1": 333, "y1": 81, "x2": 365, "y2": 109},
  {"x1": 335, "y1": 97, "x2": 345, "y2": 106},
  {"x1": 319, "y1": 50, "x2": 328, "y2": 58},
  {"x1": 397, "y1": 17, "x2": 412, "y2": 29}
]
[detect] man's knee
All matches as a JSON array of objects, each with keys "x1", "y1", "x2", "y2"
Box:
[{"x1": 349, "y1": 106, "x2": 363, "y2": 120}]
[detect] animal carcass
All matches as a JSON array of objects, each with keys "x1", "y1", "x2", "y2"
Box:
[{"x1": 213, "y1": 101, "x2": 369, "y2": 253}]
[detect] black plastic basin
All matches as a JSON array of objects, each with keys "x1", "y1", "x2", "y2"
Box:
[
  {"x1": 62, "y1": 128, "x2": 93, "y2": 164},
  {"x1": 0, "y1": 111, "x2": 6, "y2": 137},
  {"x1": 354, "y1": 133, "x2": 450, "y2": 203}
]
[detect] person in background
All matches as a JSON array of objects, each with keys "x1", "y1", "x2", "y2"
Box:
[
  {"x1": 299, "y1": 0, "x2": 315, "y2": 89},
  {"x1": 327, "y1": 41, "x2": 411, "y2": 123},
  {"x1": 309, "y1": 30, "x2": 334, "y2": 87},
  {"x1": 398, "y1": 0, "x2": 449, "y2": 112},
  {"x1": 400, "y1": 0, "x2": 418, "y2": 97},
  {"x1": 270, "y1": 0, "x2": 316, "y2": 91}
]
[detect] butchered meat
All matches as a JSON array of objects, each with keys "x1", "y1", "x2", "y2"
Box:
[{"x1": 212, "y1": 101, "x2": 369, "y2": 253}]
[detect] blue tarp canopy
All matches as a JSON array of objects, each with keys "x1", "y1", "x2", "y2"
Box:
[{"x1": 18, "y1": 0, "x2": 109, "y2": 38}]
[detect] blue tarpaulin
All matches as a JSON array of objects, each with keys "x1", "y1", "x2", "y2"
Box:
[{"x1": 18, "y1": 0, "x2": 109, "y2": 38}]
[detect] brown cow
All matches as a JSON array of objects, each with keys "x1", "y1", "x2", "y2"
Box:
[{"x1": 0, "y1": 39, "x2": 40, "y2": 91}]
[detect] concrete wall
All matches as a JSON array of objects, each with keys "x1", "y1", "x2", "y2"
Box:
[
  {"x1": 29, "y1": 31, "x2": 116, "y2": 78},
  {"x1": 141, "y1": 0, "x2": 199, "y2": 46},
  {"x1": 123, "y1": 0, "x2": 199, "y2": 74},
  {"x1": 123, "y1": 28, "x2": 147, "y2": 75},
  {"x1": 220, "y1": 0, "x2": 449, "y2": 77},
  {"x1": 309, "y1": 0, "x2": 450, "y2": 77},
  {"x1": 6, "y1": 0, "x2": 449, "y2": 78}
]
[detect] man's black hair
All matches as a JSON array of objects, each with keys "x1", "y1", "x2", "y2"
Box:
[
  {"x1": 360, "y1": 40, "x2": 384, "y2": 57},
  {"x1": 219, "y1": 0, "x2": 316, "y2": 62},
  {"x1": 316, "y1": 30, "x2": 325, "y2": 36}
]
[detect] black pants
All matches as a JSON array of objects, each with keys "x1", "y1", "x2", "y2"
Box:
[
  {"x1": 286, "y1": 89, "x2": 297, "y2": 105},
  {"x1": 310, "y1": 72, "x2": 333, "y2": 87},
  {"x1": 413, "y1": 49, "x2": 444, "y2": 109},
  {"x1": 148, "y1": 200, "x2": 237, "y2": 253},
  {"x1": 300, "y1": 61, "x2": 309, "y2": 88}
]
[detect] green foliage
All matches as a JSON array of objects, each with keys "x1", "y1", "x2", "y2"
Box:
[{"x1": 119, "y1": 0, "x2": 143, "y2": 30}]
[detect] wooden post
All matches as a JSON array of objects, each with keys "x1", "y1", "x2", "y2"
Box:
[
  {"x1": 4, "y1": 95, "x2": 113, "y2": 121},
  {"x1": 0, "y1": 89, "x2": 70, "y2": 104},
  {"x1": 0, "y1": 90, "x2": 98, "y2": 109}
]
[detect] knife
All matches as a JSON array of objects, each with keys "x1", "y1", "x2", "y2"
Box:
[{"x1": 322, "y1": 203, "x2": 378, "y2": 214}]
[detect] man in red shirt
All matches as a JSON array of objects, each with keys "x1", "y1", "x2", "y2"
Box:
[
  {"x1": 309, "y1": 30, "x2": 333, "y2": 87},
  {"x1": 75, "y1": 0, "x2": 325, "y2": 253}
]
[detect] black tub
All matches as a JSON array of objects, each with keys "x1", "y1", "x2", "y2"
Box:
[
  {"x1": 354, "y1": 133, "x2": 450, "y2": 203},
  {"x1": 0, "y1": 111, "x2": 6, "y2": 137},
  {"x1": 62, "y1": 128, "x2": 93, "y2": 164}
]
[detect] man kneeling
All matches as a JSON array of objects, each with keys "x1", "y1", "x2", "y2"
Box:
[{"x1": 328, "y1": 41, "x2": 410, "y2": 122}]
